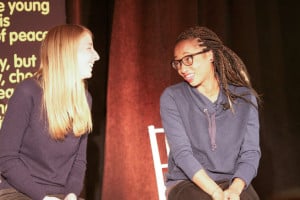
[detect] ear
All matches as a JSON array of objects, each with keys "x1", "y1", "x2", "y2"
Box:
[{"x1": 207, "y1": 50, "x2": 214, "y2": 62}]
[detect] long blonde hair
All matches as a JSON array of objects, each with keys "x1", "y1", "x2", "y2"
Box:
[{"x1": 36, "y1": 24, "x2": 93, "y2": 140}]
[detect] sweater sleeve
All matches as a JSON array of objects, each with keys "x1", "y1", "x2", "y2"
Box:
[
  {"x1": 64, "y1": 134, "x2": 88, "y2": 196},
  {"x1": 160, "y1": 88, "x2": 203, "y2": 179},
  {"x1": 233, "y1": 95, "x2": 261, "y2": 187},
  {"x1": 0, "y1": 81, "x2": 47, "y2": 200}
]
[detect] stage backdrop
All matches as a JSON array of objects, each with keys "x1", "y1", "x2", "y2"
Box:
[
  {"x1": 101, "y1": 0, "x2": 197, "y2": 199},
  {"x1": 0, "y1": 0, "x2": 66, "y2": 127}
]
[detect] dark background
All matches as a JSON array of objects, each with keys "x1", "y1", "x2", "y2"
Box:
[
  {"x1": 66, "y1": 0, "x2": 300, "y2": 199},
  {"x1": 66, "y1": 0, "x2": 113, "y2": 199}
]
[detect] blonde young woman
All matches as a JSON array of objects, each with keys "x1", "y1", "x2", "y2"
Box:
[{"x1": 0, "y1": 24, "x2": 100, "y2": 200}]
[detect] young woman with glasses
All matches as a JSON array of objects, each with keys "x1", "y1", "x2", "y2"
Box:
[{"x1": 160, "y1": 26, "x2": 261, "y2": 200}]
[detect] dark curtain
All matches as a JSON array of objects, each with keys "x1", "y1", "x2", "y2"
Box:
[
  {"x1": 66, "y1": 0, "x2": 113, "y2": 199},
  {"x1": 66, "y1": 0, "x2": 81, "y2": 24},
  {"x1": 101, "y1": 0, "x2": 198, "y2": 199},
  {"x1": 65, "y1": 0, "x2": 300, "y2": 199},
  {"x1": 196, "y1": 1, "x2": 300, "y2": 199}
]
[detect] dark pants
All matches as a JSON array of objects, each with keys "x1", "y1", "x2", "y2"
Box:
[
  {"x1": 0, "y1": 188, "x2": 85, "y2": 200},
  {"x1": 168, "y1": 180, "x2": 260, "y2": 200}
]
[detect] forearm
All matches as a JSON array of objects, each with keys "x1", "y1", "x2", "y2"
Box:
[
  {"x1": 2, "y1": 165, "x2": 46, "y2": 199},
  {"x1": 223, "y1": 177, "x2": 246, "y2": 199},
  {"x1": 64, "y1": 167, "x2": 85, "y2": 195},
  {"x1": 228, "y1": 178, "x2": 245, "y2": 195}
]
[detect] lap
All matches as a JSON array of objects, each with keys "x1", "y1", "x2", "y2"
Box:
[
  {"x1": 0, "y1": 188, "x2": 31, "y2": 200},
  {"x1": 0, "y1": 188, "x2": 85, "y2": 200},
  {"x1": 168, "y1": 180, "x2": 260, "y2": 200}
]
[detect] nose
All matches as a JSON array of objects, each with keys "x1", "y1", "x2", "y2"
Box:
[
  {"x1": 179, "y1": 63, "x2": 189, "y2": 73},
  {"x1": 94, "y1": 50, "x2": 100, "y2": 61}
]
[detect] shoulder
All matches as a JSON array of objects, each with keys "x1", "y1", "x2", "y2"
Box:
[
  {"x1": 228, "y1": 85, "x2": 254, "y2": 98},
  {"x1": 6, "y1": 78, "x2": 42, "y2": 112},
  {"x1": 160, "y1": 82, "x2": 190, "y2": 105},
  {"x1": 161, "y1": 82, "x2": 187, "y2": 97},
  {"x1": 228, "y1": 85, "x2": 249, "y2": 92},
  {"x1": 12, "y1": 77, "x2": 42, "y2": 98},
  {"x1": 15, "y1": 77, "x2": 41, "y2": 90},
  {"x1": 228, "y1": 85, "x2": 257, "y2": 105}
]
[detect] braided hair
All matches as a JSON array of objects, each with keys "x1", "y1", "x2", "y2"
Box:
[{"x1": 176, "y1": 26, "x2": 260, "y2": 109}]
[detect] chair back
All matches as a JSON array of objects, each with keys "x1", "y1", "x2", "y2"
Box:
[{"x1": 148, "y1": 125, "x2": 169, "y2": 200}]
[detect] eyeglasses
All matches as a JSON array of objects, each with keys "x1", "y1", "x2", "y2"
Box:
[{"x1": 170, "y1": 49, "x2": 210, "y2": 70}]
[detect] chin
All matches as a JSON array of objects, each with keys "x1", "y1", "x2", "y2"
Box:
[
  {"x1": 81, "y1": 74, "x2": 92, "y2": 79},
  {"x1": 186, "y1": 80, "x2": 195, "y2": 86}
]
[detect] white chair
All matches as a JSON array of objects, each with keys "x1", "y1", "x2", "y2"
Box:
[{"x1": 148, "y1": 125, "x2": 170, "y2": 200}]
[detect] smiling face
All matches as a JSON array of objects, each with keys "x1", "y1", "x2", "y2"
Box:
[
  {"x1": 77, "y1": 32, "x2": 100, "y2": 79},
  {"x1": 173, "y1": 38, "x2": 216, "y2": 89}
]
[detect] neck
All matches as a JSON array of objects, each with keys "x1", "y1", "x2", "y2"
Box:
[{"x1": 197, "y1": 78, "x2": 220, "y2": 102}]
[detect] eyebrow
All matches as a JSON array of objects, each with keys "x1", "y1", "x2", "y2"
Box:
[{"x1": 174, "y1": 51, "x2": 195, "y2": 59}]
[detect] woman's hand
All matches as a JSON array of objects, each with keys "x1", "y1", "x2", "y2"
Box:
[
  {"x1": 223, "y1": 178, "x2": 245, "y2": 200},
  {"x1": 43, "y1": 196, "x2": 61, "y2": 200},
  {"x1": 43, "y1": 193, "x2": 77, "y2": 200},
  {"x1": 223, "y1": 188, "x2": 240, "y2": 200},
  {"x1": 64, "y1": 193, "x2": 77, "y2": 200},
  {"x1": 211, "y1": 187, "x2": 224, "y2": 200}
]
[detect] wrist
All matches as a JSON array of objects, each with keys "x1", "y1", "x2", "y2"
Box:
[
  {"x1": 211, "y1": 187, "x2": 222, "y2": 198},
  {"x1": 230, "y1": 178, "x2": 245, "y2": 195}
]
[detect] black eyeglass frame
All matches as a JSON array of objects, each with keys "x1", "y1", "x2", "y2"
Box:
[{"x1": 170, "y1": 49, "x2": 210, "y2": 70}]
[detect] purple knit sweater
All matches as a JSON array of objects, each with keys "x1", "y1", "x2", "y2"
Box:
[
  {"x1": 0, "y1": 78, "x2": 91, "y2": 200},
  {"x1": 160, "y1": 82, "x2": 261, "y2": 189}
]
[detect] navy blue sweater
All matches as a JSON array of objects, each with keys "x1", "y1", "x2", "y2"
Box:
[
  {"x1": 160, "y1": 82, "x2": 260, "y2": 188},
  {"x1": 0, "y1": 78, "x2": 91, "y2": 200}
]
